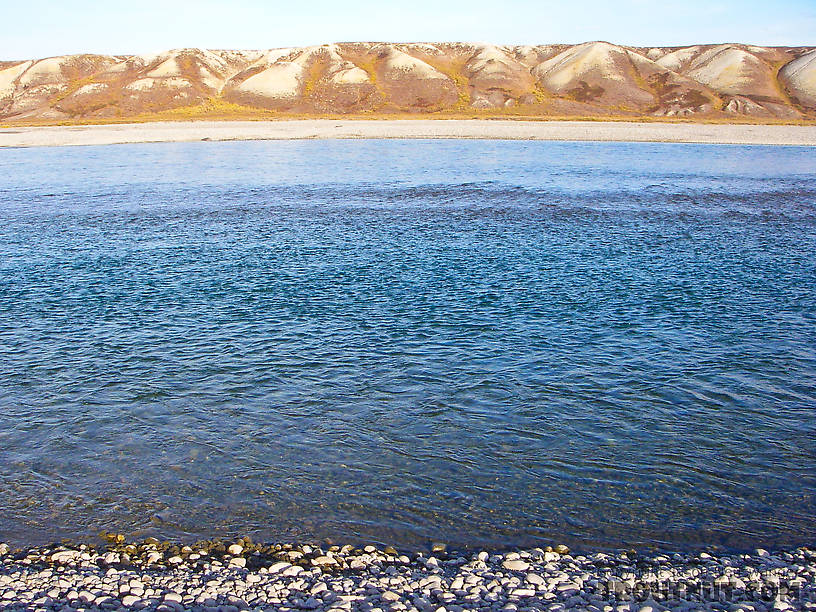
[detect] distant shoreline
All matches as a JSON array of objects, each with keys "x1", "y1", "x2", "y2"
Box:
[{"x1": 2, "y1": 119, "x2": 816, "y2": 147}]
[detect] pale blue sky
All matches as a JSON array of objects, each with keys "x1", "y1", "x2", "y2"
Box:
[{"x1": 1, "y1": 0, "x2": 814, "y2": 60}]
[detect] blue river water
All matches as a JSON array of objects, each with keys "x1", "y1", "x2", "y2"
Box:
[{"x1": 0, "y1": 139, "x2": 814, "y2": 552}]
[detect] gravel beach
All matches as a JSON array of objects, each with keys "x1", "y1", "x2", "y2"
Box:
[
  {"x1": 0, "y1": 540, "x2": 813, "y2": 612},
  {"x1": 1, "y1": 120, "x2": 816, "y2": 148}
]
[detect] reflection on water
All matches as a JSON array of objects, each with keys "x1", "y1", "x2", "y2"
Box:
[{"x1": 0, "y1": 140, "x2": 814, "y2": 551}]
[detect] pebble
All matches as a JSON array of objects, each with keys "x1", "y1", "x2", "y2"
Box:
[
  {"x1": 503, "y1": 560, "x2": 531, "y2": 572},
  {"x1": 146, "y1": 551, "x2": 163, "y2": 565},
  {"x1": 313, "y1": 556, "x2": 336, "y2": 566},
  {"x1": 0, "y1": 541, "x2": 811, "y2": 612},
  {"x1": 50, "y1": 551, "x2": 78, "y2": 564}
]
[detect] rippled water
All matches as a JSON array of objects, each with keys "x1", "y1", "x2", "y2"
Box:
[{"x1": 0, "y1": 140, "x2": 815, "y2": 552}]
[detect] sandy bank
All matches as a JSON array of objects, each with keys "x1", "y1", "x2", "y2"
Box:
[{"x1": 2, "y1": 120, "x2": 816, "y2": 148}]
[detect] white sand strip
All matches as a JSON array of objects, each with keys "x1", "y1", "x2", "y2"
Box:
[{"x1": 1, "y1": 120, "x2": 815, "y2": 148}]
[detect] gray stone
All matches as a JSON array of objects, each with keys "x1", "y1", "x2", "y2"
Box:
[
  {"x1": 146, "y1": 552, "x2": 163, "y2": 565},
  {"x1": 313, "y1": 556, "x2": 336, "y2": 566},
  {"x1": 122, "y1": 594, "x2": 142, "y2": 606},
  {"x1": 502, "y1": 560, "x2": 530, "y2": 572},
  {"x1": 526, "y1": 573, "x2": 545, "y2": 586}
]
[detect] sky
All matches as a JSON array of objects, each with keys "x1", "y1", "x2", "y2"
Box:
[{"x1": 1, "y1": 0, "x2": 814, "y2": 59}]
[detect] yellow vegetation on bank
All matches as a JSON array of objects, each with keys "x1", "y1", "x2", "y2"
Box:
[
  {"x1": 421, "y1": 57, "x2": 472, "y2": 110},
  {"x1": 5, "y1": 109, "x2": 816, "y2": 130},
  {"x1": 131, "y1": 98, "x2": 278, "y2": 122}
]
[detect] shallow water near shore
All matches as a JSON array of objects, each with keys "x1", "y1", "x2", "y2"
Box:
[{"x1": 0, "y1": 139, "x2": 814, "y2": 552}]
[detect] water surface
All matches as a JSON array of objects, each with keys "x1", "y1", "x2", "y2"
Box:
[{"x1": 0, "y1": 140, "x2": 815, "y2": 552}]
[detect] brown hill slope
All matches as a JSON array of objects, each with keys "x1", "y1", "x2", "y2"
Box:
[
  {"x1": 779, "y1": 49, "x2": 816, "y2": 108},
  {"x1": 1, "y1": 42, "x2": 814, "y2": 123},
  {"x1": 655, "y1": 44, "x2": 801, "y2": 118}
]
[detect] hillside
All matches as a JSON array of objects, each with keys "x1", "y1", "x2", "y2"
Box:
[{"x1": 1, "y1": 42, "x2": 815, "y2": 122}]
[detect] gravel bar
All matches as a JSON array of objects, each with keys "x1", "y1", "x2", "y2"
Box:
[
  {"x1": 0, "y1": 539, "x2": 814, "y2": 612},
  {"x1": 2, "y1": 120, "x2": 816, "y2": 147}
]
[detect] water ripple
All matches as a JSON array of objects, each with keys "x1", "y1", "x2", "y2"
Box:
[{"x1": 0, "y1": 140, "x2": 814, "y2": 552}]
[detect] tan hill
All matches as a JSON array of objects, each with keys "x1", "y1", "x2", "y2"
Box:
[
  {"x1": 531, "y1": 42, "x2": 718, "y2": 116},
  {"x1": 779, "y1": 49, "x2": 816, "y2": 108},
  {"x1": 464, "y1": 44, "x2": 538, "y2": 108},
  {"x1": 656, "y1": 44, "x2": 800, "y2": 118},
  {"x1": 1, "y1": 42, "x2": 815, "y2": 123}
]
